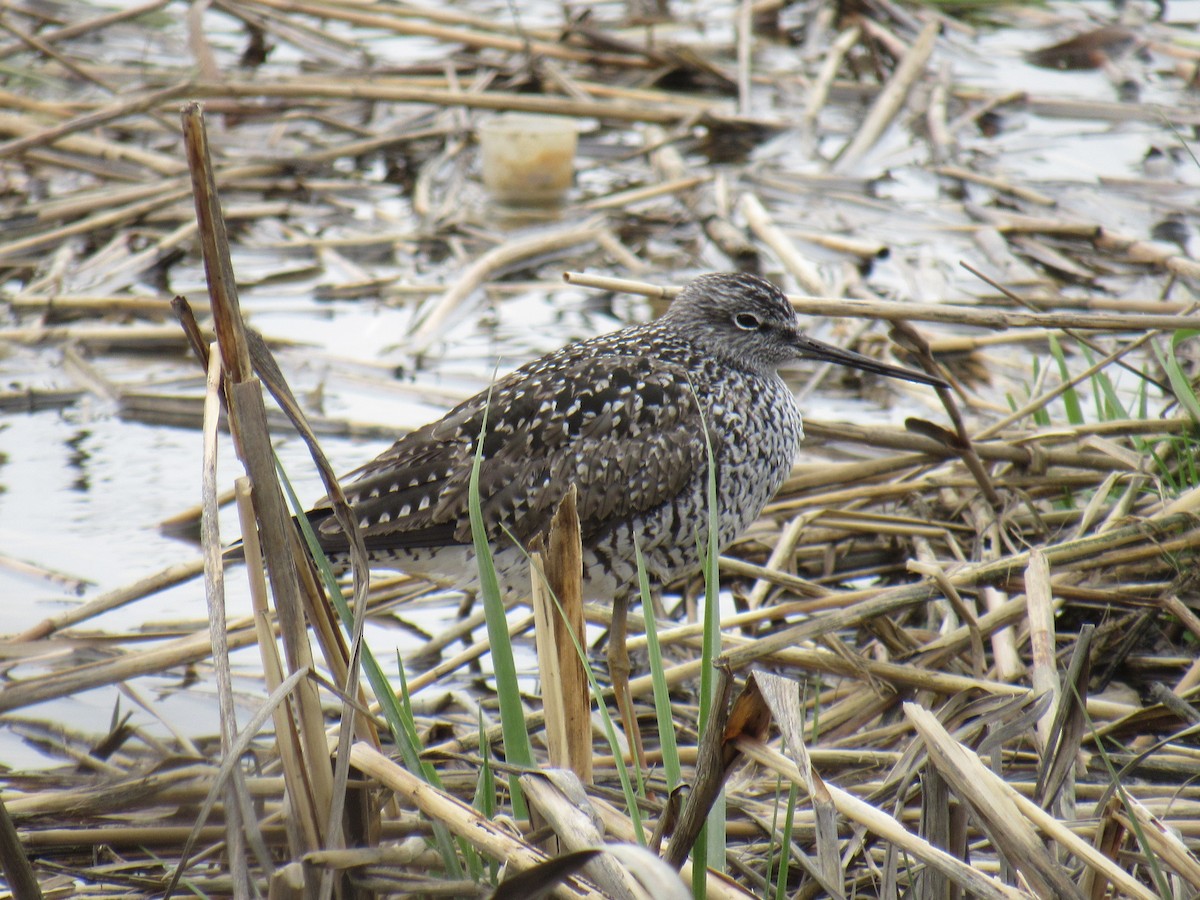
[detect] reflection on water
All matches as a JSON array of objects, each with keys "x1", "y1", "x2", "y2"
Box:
[{"x1": 65, "y1": 429, "x2": 91, "y2": 493}]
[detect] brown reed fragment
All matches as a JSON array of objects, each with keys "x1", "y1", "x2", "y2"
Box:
[
  {"x1": 552, "y1": 78, "x2": 720, "y2": 112},
  {"x1": 214, "y1": 0, "x2": 366, "y2": 63},
  {"x1": 736, "y1": 738, "x2": 1027, "y2": 900},
  {"x1": 0, "y1": 793, "x2": 42, "y2": 900},
  {"x1": 945, "y1": 89, "x2": 1025, "y2": 137},
  {"x1": 976, "y1": 206, "x2": 1200, "y2": 281},
  {"x1": 0, "y1": 0, "x2": 170, "y2": 61},
  {"x1": 647, "y1": 126, "x2": 759, "y2": 269},
  {"x1": 0, "y1": 322, "x2": 207, "y2": 349},
  {"x1": 1025, "y1": 549, "x2": 1058, "y2": 754},
  {"x1": 189, "y1": 78, "x2": 735, "y2": 125},
  {"x1": 408, "y1": 221, "x2": 606, "y2": 353},
  {"x1": 950, "y1": 85, "x2": 1200, "y2": 125},
  {"x1": 0, "y1": 83, "x2": 193, "y2": 163},
  {"x1": 0, "y1": 551, "x2": 89, "y2": 595},
  {"x1": 834, "y1": 20, "x2": 939, "y2": 173},
  {"x1": 182, "y1": 100, "x2": 335, "y2": 869},
  {"x1": 350, "y1": 743, "x2": 610, "y2": 900},
  {"x1": 12, "y1": 558, "x2": 205, "y2": 642},
  {"x1": 1011, "y1": 233, "x2": 1097, "y2": 280},
  {"x1": 934, "y1": 165, "x2": 1056, "y2": 207},
  {"x1": 664, "y1": 663, "x2": 739, "y2": 869},
  {"x1": 0, "y1": 615, "x2": 263, "y2": 713},
  {"x1": 740, "y1": 193, "x2": 827, "y2": 294},
  {"x1": 0, "y1": 13, "x2": 112, "y2": 91},
  {"x1": 532, "y1": 487, "x2": 592, "y2": 784},
  {"x1": 563, "y1": 270, "x2": 1200, "y2": 331},
  {"x1": 892, "y1": 318, "x2": 1002, "y2": 510},
  {"x1": 786, "y1": 227, "x2": 889, "y2": 262},
  {"x1": 1034, "y1": 625, "x2": 1092, "y2": 813},
  {"x1": 7, "y1": 293, "x2": 201, "y2": 318},
  {"x1": 719, "y1": 555, "x2": 827, "y2": 598},
  {"x1": 199, "y1": 346, "x2": 250, "y2": 892},
  {"x1": 581, "y1": 174, "x2": 709, "y2": 211},
  {"x1": 519, "y1": 772, "x2": 646, "y2": 899},
  {"x1": 803, "y1": 25, "x2": 861, "y2": 133},
  {"x1": 22, "y1": 145, "x2": 158, "y2": 184},
  {"x1": 927, "y1": 66, "x2": 952, "y2": 168},
  {"x1": 244, "y1": 0, "x2": 645, "y2": 68},
  {"x1": 0, "y1": 386, "x2": 84, "y2": 412}
]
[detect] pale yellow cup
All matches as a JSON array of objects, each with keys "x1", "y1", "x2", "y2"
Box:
[{"x1": 478, "y1": 114, "x2": 578, "y2": 206}]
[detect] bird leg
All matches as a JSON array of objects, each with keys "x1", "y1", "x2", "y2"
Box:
[{"x1": 608, "y1": 591, "x2": 647, "y2": 771}]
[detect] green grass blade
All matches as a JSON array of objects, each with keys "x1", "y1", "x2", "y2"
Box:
[
  {"x1": 1072, "y1": 683, "x2": 1172, "y2": 899},
  {"x1": 1158, "y1": 329, "x2": 1200, "y2": 424},
  {"x1": 279, "y1": 470, "x2": 463, "y2": 877},
  {"x1": 471, "y1": 707, "x2": 494, "y2": 884},
  {"x1": 708, "y1": 788, "x2": 726, "y2": 873},
  {"x1": 692, "y1": 378, "x2": 725, "y2": 892},
  {"x1": 1078, "y1": 344, "x2": 1129, "y2": 421},
  {"x1": 773, "y1": 782, "x2": 798, "y2": 900},
  {"x1": 697, "y1": 408, "x2": 721, "y2": 730},
  {"x1": 766, "y1": 775, "x2": 782, "y2": 899},
  {"x1": 468, "y1": 400, "x2": 534, "y2": 820},
  {"x1": 395, "y1": 656, "x2": 469, "y2": 875},
  {"x1": 638, "y1": 540, "x2": 682, "y2": 792},
  {"x1": 1048, "y1": 335, "x2": 1084, "y2": 425},
  {"x1": 474, "y1": 706, "x2": 497, "y2": 822}
]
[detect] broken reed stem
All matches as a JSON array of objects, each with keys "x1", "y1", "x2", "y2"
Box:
[
  {"x1": 349, "y1": 743, "x2": 610, "y2": 900},
  {"x1": 182, "y1": 101, "x2": 335, "y2": 859},
  {"x1": 199, "y1": 344, "x2": 249, "y2": 891},
  {"x1": 564, "y1": 271, "x2": 1200, "y2": 332},
  {"x1": 530, "y1": 486, "x2": 592, "y2": 784}
]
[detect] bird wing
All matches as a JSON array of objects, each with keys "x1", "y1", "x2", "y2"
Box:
[{"x1": 315, "y1": 352, "x2": 711, "y2": 553}]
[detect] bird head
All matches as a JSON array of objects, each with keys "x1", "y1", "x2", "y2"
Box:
[{"x1": 664, "y1": 272, "x2": 947, "y2": 388}]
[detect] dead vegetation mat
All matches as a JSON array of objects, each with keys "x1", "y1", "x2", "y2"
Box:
[{"x1": 3, "y1": 0, "x2": 1200, "y2": 897}]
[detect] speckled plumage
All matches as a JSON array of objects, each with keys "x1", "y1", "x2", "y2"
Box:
[{"x1": 309, "y1": 273, "x2": 941, "y2": 597}]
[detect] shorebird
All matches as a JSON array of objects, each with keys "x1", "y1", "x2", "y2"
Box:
[{"x1": 305, "y1": 272, "x2": 945, "y2": 593}]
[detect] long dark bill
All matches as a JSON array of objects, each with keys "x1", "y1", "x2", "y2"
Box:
[{"x1": 793, "y1": 332, "x2": 948, "y2": 389}]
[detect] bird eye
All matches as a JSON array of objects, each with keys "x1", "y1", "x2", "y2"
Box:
[{"x1": 734, "y1": 313, "x2": 761, "y2": 331}]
